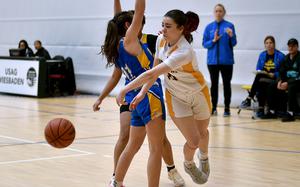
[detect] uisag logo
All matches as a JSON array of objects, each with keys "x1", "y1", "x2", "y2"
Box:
[{"x1": 27, "y1": 67, "x2": 37, "y2": 87}]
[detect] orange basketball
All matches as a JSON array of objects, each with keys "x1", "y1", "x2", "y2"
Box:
[{"x1": 44, "y1": 118, "x2": 76, "y2": 148}]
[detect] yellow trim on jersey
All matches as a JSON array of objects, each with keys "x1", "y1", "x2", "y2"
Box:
[
  {"x1": 165, "y1": 89, "x2": 175, "y2": 118},
  {"x1": 147, "y1": 92, "x2": 163, "y2": 120},
  {"x1": 202, "y1": 86, "x2": 212, "y2": 113},
  {"x1": 137, "y1": 50, "x2": 151, "y2": 69},
  {"x1": 141, "y1": 34, "x2": 148, "y2": 44},
  {"x1": 182, "y1": 62, "x2": 206, "y2": 86},
  {"x1": 168, "y1": 45, "x2": 179, "y2": 56},
  {"x1": 159, "y1": 39, "x2": 166, "y2": 48},
  {"x1": 137, "y1": 34, "x2": 151, "y2": 69}
]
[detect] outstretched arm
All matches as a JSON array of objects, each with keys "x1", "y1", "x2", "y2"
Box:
[
  {"x1": 116, "y1": 61, "x2": 171, "y2": 105},
  {"x1": 114, "y1": 0, "x2": 122, "y2": 15},
  {"x1": 123, "y1": 0, "x2": 145, "y2": 55},
  {"x1": 116, "y1": 47, "x2": 192, "y2": 105},
  {"x1": 128, "y1": 59, "x2": 161, "y2": 109}
]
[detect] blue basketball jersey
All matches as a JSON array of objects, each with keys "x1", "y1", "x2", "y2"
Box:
[
  {"x1": 115, "y1": 35, "x2": 166, "y2": 126},
  {"x1": 116, "y1": 36, "x2": 161, "y2": 103}
]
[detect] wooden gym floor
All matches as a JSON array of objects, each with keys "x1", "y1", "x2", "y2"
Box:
[{"x1": 0, "y1": 94, "x2": 299, "y2": 187}]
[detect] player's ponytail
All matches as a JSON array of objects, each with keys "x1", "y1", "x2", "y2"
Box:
[
  {"x1": 164, "y1": 10, "x2": 199, "y2": 44},
  {"x1": 100, "y1": 11, "x2": 133, "y2": 67},
  {"x1": 184, "y1": 11, "x2": 200, "y2": 43},
  {"x1": 101, "y1": 19, "x2": 120, "y2": 67}
]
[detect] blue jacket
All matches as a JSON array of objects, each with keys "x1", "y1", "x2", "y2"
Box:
[
  {"x1": 203, "y1": 20, "x2": 237, "y2": 65},
  {"x1": 256, "y1": 50, "x2": 285, "y2": 78}
]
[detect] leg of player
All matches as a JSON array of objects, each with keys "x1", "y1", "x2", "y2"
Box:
[
  {"x1": 162, "y1": 132, "x2": 185, "y2": 186},
  {"x1": 112, "y1": 126, "x2": 146, "y2": 187},
  {"x1": 195, "y1": 118, "x2": 210, "y2": 178},
  {"x1": 145, "y1": 117, "x2": 165, "y2": 187},
  {"x1": 112, "y1": 109, "x2": 131, "y2": 178},
  {"x1": 171, "y1": 116, "x2": 207, "y2": 184}
]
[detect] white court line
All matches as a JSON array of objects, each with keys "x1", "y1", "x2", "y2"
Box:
[
  {"x1": 0, "y1": 135, "x2": 96, "y2": 165},
  {"x1": 0, "y1": 153, "x2": 92, "y2": 165}
]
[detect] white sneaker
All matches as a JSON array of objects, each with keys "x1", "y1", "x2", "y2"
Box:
[
  {"x1": 197, "y1": 151, "x2": 210, "y2": 177},
  {"x1": 184, "y1": 162, "x2": 207, "y2": 184},
  {"x1": 110, "y1": 175, "x2": 115, "y2": 183},
  {"x1": 109, "y1": 178, "x2": 125, "y2": 187},
  {"x1": 168, "y1": 168, "x2": 185, "y2": 187}
]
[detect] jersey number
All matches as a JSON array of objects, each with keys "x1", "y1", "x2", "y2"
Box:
[{"x1": 167, "y1": 73, "x2": 178, "y2": 81}]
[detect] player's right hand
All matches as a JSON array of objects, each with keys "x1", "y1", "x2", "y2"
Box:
[
  {"x1": 93, "y1": 98, "x2": 102, "y2": 112},
  {"x1": 129, "y1": 91, "x2": 145, "y2": 110}
]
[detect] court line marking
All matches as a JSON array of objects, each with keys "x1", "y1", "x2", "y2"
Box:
[
  {"x1": 62, "y1": 141, "x2": 300, "y2": 155},
  {"x1": 0, "y1": 135, "x2": 96, "y2": 165},
  {"x1": 214, "y1": 124, "x2": 300, "y2": 136},
  {"x1": 0, "y1": 153, "x2": 92, "y2": 165}
]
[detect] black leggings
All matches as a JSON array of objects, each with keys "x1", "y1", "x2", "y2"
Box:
[
  {"x1": 208, "y1": 65, "x2": 233, "y2": 110},
  {"x1": 249, "y1": 74, "x2": 275, "y2": 107},
  {"x1": 267, "y1": 81, "x2": 288, "y2": 112},
  {"x1": 267, "y1": 80, "x2": 300, "y2": 113},
  {"x1": 287, "y1": 80, "x2": 300, "y2": 112}
]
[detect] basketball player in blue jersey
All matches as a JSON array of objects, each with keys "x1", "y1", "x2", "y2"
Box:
[{"x1": 94, "y1": 0, "x2": 184, "y2": 186}]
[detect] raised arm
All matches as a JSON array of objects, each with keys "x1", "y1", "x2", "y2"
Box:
[
  {"x1": 114, "y1": 0, "x2": 122, "y2": 15},
  {"x1": 123, "y1": 0, "x2": 145, "y2": 55}
]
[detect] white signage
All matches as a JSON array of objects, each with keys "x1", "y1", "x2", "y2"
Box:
[{"x1": 0, "y1": 59, "x2": 40, "y2": 96}]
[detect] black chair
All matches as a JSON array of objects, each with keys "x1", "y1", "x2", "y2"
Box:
[
  {"x1": 64, "y1": 57, "x2": 76, "y2": 95},
  {"x1": 52, "y1": 55, "x2": 65, "y2": 61},
  {"x1": 47, "y1": 59, "x2": 67, "y2": 96}
]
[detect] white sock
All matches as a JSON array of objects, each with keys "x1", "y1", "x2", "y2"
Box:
[
  {"x1": 184, "y1": 160, "x2": 195, "y2": 168},
  {"x1": 199, "y1": 150, "x2": 208, "y2": 160}
]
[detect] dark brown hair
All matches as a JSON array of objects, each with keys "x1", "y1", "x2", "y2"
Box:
[
  {"x1": 100, "y1": 11, "x2": 133, "y2": 67},
  {"x1": 264, "y1": 35, "x2": 276, "y2": 47},
  {"x1": 18, "y1": 40, "x2": 29, "y2": 49},
  {"x1": 164, "y1": 10, "x2": 199, "y2": 43}
]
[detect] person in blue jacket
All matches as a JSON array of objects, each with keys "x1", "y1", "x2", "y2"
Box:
[
  {"x1": 240, "y1": 36, "x2": 285, "y2": 117},
  {"x1": 203, "y1": 4, "x2": 237, "y2": 117}
]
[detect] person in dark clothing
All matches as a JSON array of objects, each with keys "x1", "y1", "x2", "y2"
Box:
[
  {"x1": 34, "y1": 40, "x2": 51, "y2": 60},
  {"x1": 240, "y1": 36, "x2": 285, "y2": 117},
  {"x1": 267, "y1": 38, "x2": 300, "y2": 122},
  {"x1": 202, "y1": 4, "x2": 237, "y2": 117},
  {"x1": 18, "y1": 40, "x2": 34, "y2": 57}
]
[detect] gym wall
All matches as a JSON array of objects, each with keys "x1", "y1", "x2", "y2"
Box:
[{"x1": 0, "y1": 0, "x2": 299, "y2": 105}]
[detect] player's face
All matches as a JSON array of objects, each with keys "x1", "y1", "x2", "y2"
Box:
[
  {"x1": 265, "y1": 39, "x2": 275, "y2": 52},
  {"x1": 214, "y1": 6, "x2": 225, "y2": 22},
  {"x1": 162, "y1": 17, "x2": 184, "y2": 44}
]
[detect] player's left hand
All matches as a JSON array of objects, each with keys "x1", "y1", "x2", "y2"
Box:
[
  {"x1": 116, "y1": 90, "x2": 128, "y2": 106},
  {"x1": 129, "y1": 91, "x2": 146, "y2": 110}
]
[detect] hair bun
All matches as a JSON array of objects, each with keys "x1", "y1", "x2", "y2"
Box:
[{"x1": 185, "y1": 11, "x2": 200, "y2": 33}]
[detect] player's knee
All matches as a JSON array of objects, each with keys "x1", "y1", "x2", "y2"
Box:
[
  {"x1": 118, "y1": 132, "x2": 129, "y2": 144},
  {"x1": 199, "y1": 129, "x2": 209, "y2": 139},
  {"x1": 124, "y1": 143, "x2": 141, "y2": 156},
  {"x1": 148, "y1": 141, "x2": 163, "y2": 154},
  {"x1": 187, "y1": 137, "x2": 200, "y2": 149}
]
